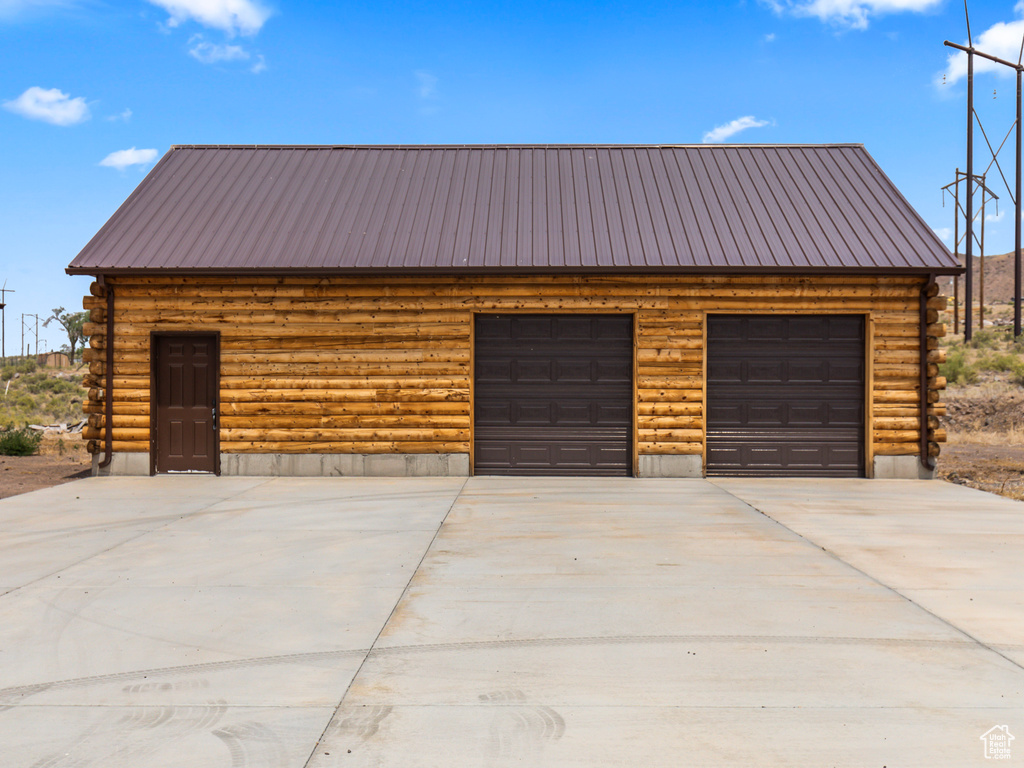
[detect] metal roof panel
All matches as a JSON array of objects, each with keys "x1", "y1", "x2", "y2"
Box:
[{"x1": 68, "y1": 144, "x2": 960, "y2": 275}]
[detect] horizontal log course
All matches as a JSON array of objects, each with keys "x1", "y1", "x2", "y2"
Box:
[
  {"x1": 929, "y1": 442, "x2": 941, "y2": 458},
  {"x1": 930, "y1": 428, "x2": 947, "y2": 443},
  {"x1": 638, "y1": 389, "x2": 703, "y2": 403},
  {"x1": 929, "y1": 376, "x2": 947, "y2": 391},
  {"x1": 873, "y1": 391, "x2": 921, "y2": 404},
  {"x1": 222, "y1": 387, "x2": 469, "y2": 402},
  {"x1": 221, "y1": 349, "x2": 470, "y2": 364},
  {"x1": 218, "y1": 374, "x2": 464, "y2": 391},
  {"x1": 926, "y1": 296, "x2": 947, "y2": 310},
  {"x1": 637, "y1": 348, "x2": 703, "y2": 363},
  {"x1": 927, "y1": 348, "x2": 947, "y2": 364},
  {"x1": 90, "y1": 388, "x2": 155, "y2": 403},
  {"x1": 636, "y1": 402, "x2": 703, "y2": 416},
  {"x1": 220, "y1": 428, "x2": 469, "y2": 443},
  {"x1": 220, "y1": 363, "x2": 467, "y2": 378},
  {"x1": 87, "y1": 414, "x2": 150, "y2": 429},
  {"x1": 872, "y1": 442, "x2": 920, "y2": 455},
  {"x1": 635, "y1": 336, "x2": 704, "y2": 350},
  {"x1": 928, "y1": 404, "x2": 947, "y2": 417},
  {"x1": 83, "y1": 402, "x2": 150, "y2": 415},
  {"x1": 221, "y1": 401, "x2": 469, "y2": 416},
  {"x1": 874, "y1": 430, "x2": 921, "y2": 442},
  {"x1": 873, "y1": 379, "x2": 920, "y2": 391},
  {"x1": 638, "y1": 442, "x2": 703, "y2": 455},
  {"x1": 926, "y1": 323, "x2": 946, "y2": 338},
  {"x1": 89, "y1": 281, "x2": 106, "y2": 298},
  {"x1": 637, "y1": 365, "x2": 702, "y2": 379},
  {"x1": 111, "y1": 279, "x2": 921, "y2": 301},
  {"x1": 873, "y1": 405, "x2": 918, "y2": 417},
  {"x1": 635, "y1": 416, "x2": 703, "y2": 430},
  {"x1": 220, "y1": 441, "x2": 468, "y2": 454},
  {"x1": 638, "y1": 428, "x2": 705, "y2": 442},
  {"x1": 874, "y1": 350, "x2": 918, "y2": 365},
  {"x1": 636, "y1": 375, "x2": 702, "y2": 389},
  {"x1": 926, "y1": 282, "x2": 940, "y2": 298},
  {"x1": 874, "y1": 417, "x2": 920, "y2": 431},
  {"x1": 83, "y1": 427, "x2": 149, "y2": 441},
  {"x1": 220, "y1": 415, "x2": 468, "y2": 429}
]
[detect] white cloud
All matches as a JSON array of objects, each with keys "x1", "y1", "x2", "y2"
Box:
[
  {"x1": 764, "y1": 32, "x2": 777, "y2": 42},
  {"x1": 415, "y1": 70, "x2": 438, "y2": 99},
  {"x1": 189, "y1": 39, "x2": 249, "y2": 63},
  {"x1": 933, "y1": 226, "x2": 952, "y2": 243},
  {"x1": 250, "y1": 54, "x2": 266, "y2": 73},
  {"x1": 986, "y1": 209, "x2": 1006, "y2": 223},
  {"x1": 702, "y1": 116, "x2": 772, "y2": 144},
  {"x1": 99, "y1": 147, "x2": 159, "y2": 170},
  {"x1": 106, "y1": 107, "x2": 132, "y2": 122},
  {"x1": 765, "y1": 0, "x2": 940, "y2": 30},
  {"x1": 943, "y1": 6, "x2": 1024, "y2": 85},
  {"x1": 146, "y1": 0, "x2": 270, "y2": 36},
  {"x1": 3, "y1": 86, "x2": 89, "y2": 125}
]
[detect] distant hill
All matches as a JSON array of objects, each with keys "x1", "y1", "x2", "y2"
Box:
[{"x1": 938, "y1": 251, "x2": 1022, "y2": 303}]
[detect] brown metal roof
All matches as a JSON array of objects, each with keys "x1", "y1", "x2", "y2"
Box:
[{"x1": 67, "y1": 144, "x2": 960, "y2": 275}]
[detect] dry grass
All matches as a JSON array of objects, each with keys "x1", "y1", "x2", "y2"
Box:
[{"x1": 946, "y1": 425, "x2": 1024, "y2": 446}]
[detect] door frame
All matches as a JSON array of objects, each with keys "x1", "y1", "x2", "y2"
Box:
[
  {"x1": 470, "y1": 311, "x2": 635, "y2": 477},
  {"x1": 702, "y1": 311, "x2": 868, "y2": 478},
  {"x1": 149, "y1": 331, "x2": 221, "y2": 476}
]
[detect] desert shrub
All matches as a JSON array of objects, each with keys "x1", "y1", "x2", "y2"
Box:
[
  {"x1": 970, "y1": 329, "x2": 1002, "y2": 350},
  {"x1": 0, "y1": 426, "x2": 42, "y2": 456},
  {"x1": 981, "y1": 353, "x2": 1024, "y2": 373},
  {"x1": 940, "y1": 347, "x2": 979, "y2": 386}
]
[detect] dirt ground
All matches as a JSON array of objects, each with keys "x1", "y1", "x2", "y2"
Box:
[{"x1": 0, "y1": 436, "x2": 92, "y2": 500}]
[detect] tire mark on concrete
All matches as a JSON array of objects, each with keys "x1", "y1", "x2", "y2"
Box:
[
  {"x1": 480, "y1": 690, "x2": 565, "y2": 767},
  {"x1": 213, "y1": 720, "x2": 289, "y2": 768},
  {"x1": 1, "y1": 632, "x2": 1004, "y2": 705}
]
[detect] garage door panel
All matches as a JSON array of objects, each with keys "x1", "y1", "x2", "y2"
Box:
[
  {"x1": 707, "y1": 314, "x2": 865, "y2": 477},
  {"x1": 474, "y1": 314, "x2": 632, "y2": 476}
]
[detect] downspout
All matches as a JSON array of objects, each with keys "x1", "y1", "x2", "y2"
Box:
[
  {"x1": 98, "y1": 275, "x2": 115, "y2": 469},
  {"x1": 919, "y1": 274, "x2": 936, "y2": 473}
]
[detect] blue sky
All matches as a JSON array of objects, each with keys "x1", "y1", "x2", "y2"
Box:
[{"x1": 0, "y1": 0, "x2": 1022, "y2": 355}]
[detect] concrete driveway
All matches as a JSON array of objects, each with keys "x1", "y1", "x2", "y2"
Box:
[{"x1": 0, "y1": 476, "x2": 1021, "y2": 766}]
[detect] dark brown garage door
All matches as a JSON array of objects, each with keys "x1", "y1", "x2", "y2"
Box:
[
  {"x1": 474, "y1": 314, "x2": 632, "y2": 476},
  {"x1": 706, "y1": 315, "x2": 865, "y2": 477}
]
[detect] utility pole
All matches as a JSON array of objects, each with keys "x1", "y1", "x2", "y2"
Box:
[
  {"x1": 0, "y1": 283, "x2": 12, "y2": 361},
  {"x1": 946, "y1": 14, "x2": 1024, "y2": 338},
  {"x1": 21, "y1": 313, "x2": 41, "y2": 358}
]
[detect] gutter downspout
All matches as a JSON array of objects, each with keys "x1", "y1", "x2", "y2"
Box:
[
  {"x1": 98, "y1": 275, "x2": 115, "y2": 469},
  {"x1": 920, "y1": 274, "x2": 936, "y2": 473}
]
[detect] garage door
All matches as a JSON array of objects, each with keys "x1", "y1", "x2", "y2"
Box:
[
  {"x1": 706, "y1": 315, "x2": 865, "y2": 477},
  {"x1": 474, "y1": 314, "x2": 632, "y2": 476}
]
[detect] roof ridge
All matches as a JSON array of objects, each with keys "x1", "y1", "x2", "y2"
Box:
[{"x1": 168, "y1": 143, "x2": 867, "y2": 151}]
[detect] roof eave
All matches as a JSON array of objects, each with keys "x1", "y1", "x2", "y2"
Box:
[{"x1": 66, "y1": 264, "x2": 965, "y2": 278}]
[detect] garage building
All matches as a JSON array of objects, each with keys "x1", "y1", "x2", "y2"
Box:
[{"x1": 67, "y1": 144, "x2": 960, "y2": 478}]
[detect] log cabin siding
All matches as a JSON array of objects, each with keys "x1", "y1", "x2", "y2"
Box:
[{"x1": 80, "y1": 274, "x2": 947, "y2": 470}]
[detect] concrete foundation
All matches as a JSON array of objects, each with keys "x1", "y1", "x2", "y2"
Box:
[
  {"x1": 637, "y1": 454, "x2": 703, "y2": 478},
  {"x1": 221, "y1": 453, "x2": 470, "y2": 477},
  {"x1": 91, "y1": 453, "x2": 149, "y2": 476},
  {"x1": 872, "y1": 454, "x2": 937, "y2": 480}
]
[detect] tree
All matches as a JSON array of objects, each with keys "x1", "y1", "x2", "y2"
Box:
[{"x1": 44, "y1": 307, "x2": 89, "y2": 363}]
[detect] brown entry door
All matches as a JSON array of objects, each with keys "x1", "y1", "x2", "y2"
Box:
[
  {"x1": 154, "y1": 335, "x2": 219, "y2": 473},
  {"x1": 474, "y1": 314, "x2": 633, "y2": 476}
]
